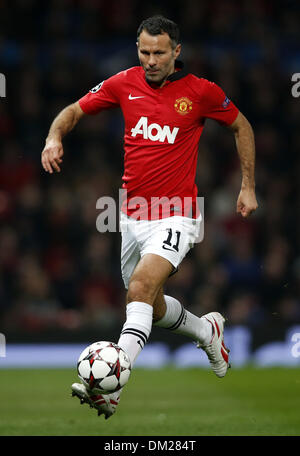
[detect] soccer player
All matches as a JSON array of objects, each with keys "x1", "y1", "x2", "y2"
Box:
[{"x1": 41, "y1": 16, "x2": 258, "y2": 419}]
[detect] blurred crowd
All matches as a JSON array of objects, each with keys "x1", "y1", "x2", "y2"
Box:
[{"x1": 1, "y1": 0, "x2": 300, "y2": 338}]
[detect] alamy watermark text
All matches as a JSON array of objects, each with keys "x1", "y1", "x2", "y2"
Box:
[
  {"x1": 291, "y1": 73, "x2": 300, "y2": 98},
  {"x1": 0, "y1": 73, "x2": 6, "y2": 98},
  {"x1": 0, "y1": 333, "x2": 6, "y2": 357}
]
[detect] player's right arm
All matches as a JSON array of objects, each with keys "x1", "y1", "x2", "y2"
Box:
[
  {"x1": 42, "y1": 72, "x2": 122, "y2": 173},
  {"x1": 41, "y1": 101, "x2": 85, "y2": 174}
]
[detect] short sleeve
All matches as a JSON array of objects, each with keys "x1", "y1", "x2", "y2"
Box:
[
  {"x1": 200, "y1": 80, "x2": 239, "y2": 126},
  {"x1": 78, "y1": 74, "x2": 121, "y2": 115}
]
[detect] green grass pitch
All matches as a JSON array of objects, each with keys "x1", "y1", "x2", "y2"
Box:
[{"x1": 0, "y1": 367, "x2": 300, "y2": 436}]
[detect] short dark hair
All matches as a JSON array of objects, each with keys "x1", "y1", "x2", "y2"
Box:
[{"x1": 137, "y1": 15, "x2": 180, "y2": 49}]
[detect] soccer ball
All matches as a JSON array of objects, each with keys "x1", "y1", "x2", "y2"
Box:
[{"x1": 77, "y1": 341, "x2": 131, "y2": 394}]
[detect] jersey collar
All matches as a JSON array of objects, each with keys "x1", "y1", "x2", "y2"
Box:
[
  {"x1": 145, "y1": 60, "x2": 188, "y2": 88},
  {"x1": 167, "y1": 60, "x2": 188, "y2": 82}
]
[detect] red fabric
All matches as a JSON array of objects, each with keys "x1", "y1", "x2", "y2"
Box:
[{"x1": 79, "y1": 66, "x2": 239, "y2": 220}]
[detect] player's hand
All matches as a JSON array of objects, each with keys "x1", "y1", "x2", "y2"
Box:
[
  {"x1": 41, "y1": 138, "x2": 64, "y2": 174},
  {"x1": 236, "y1": 188, "x2": 258, "y2": 218}
]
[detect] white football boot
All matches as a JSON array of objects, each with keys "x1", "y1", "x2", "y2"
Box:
[
  {"x1": 71, "y1": 383, "x2": 121, "y2": 419},
  {"x1": 197, "y1": 312, "x2": 231, "y2": 378}
]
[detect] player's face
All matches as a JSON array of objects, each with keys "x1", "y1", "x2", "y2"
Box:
[{"x1": 137, "y1": 30, "x2": 181, "y2": 86}]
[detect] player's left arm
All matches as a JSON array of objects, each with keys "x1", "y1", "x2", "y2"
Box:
[{"x1": 228, "y1": 111, "x2": 258, "y2": 218}]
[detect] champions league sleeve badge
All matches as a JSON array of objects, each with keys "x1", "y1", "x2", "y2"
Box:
[
  {"x1": 222, "y1": 96, "x2": 231, "y2": 108},
  {"x1": 90, "y1": 81, "x2": 104, "y2": 93}
]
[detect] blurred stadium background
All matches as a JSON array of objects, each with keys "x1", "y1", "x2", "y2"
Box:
[{"x1": 1, "y1": 0, "x2": 300, "y2": 371}]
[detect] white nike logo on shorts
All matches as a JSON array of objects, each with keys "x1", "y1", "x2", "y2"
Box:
[
  {"x1": 129, "y1": 94, "x2": 145, "y2": 100},
  {"x1": 162, "y1": 245, "x2": 177, "y2": 252}
]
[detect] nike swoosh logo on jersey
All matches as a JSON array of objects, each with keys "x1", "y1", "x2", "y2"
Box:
[{"x1": 129, "y1": 94, "x2": 145, "y2": 100}]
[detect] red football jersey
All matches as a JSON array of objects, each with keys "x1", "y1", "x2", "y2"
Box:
[{"x1": 79, "y1": 63, "x2": 239, "y2": 220}]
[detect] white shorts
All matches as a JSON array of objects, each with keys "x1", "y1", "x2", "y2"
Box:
[{"x1": 120, "y1": 211, "x2": 202, "y2": 289}]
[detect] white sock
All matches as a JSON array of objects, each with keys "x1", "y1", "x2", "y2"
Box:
[
  {"x1": 154, "y1": 295, "x2": 212, "y2": 345},
  {"x1": 117, "y1": 301, "x2": 153, "y2": 366}
]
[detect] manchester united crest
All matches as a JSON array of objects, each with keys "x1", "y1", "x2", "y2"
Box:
[{"x1": 174, "y1": 97, "x2": 193, "y2": 115}]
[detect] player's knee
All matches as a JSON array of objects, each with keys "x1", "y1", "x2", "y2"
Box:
[{"x1": 127, "y1": 277, "x2": 157, "y2": 305}]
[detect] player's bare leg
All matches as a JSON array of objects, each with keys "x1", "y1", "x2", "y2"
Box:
[
  {"x1": 153, "y1": 287, "x2": 231, "y2": 377},
  {"x1": 126, "y1": 253, "x2": 173, "y2": 306},
  {"x1": 152, "y1": 286, "x2": 167, "y2": 322}
]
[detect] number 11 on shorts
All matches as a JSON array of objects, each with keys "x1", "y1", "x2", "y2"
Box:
[{"x1": 162, "y1": 228, "x2": 181, "y2": 252}]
